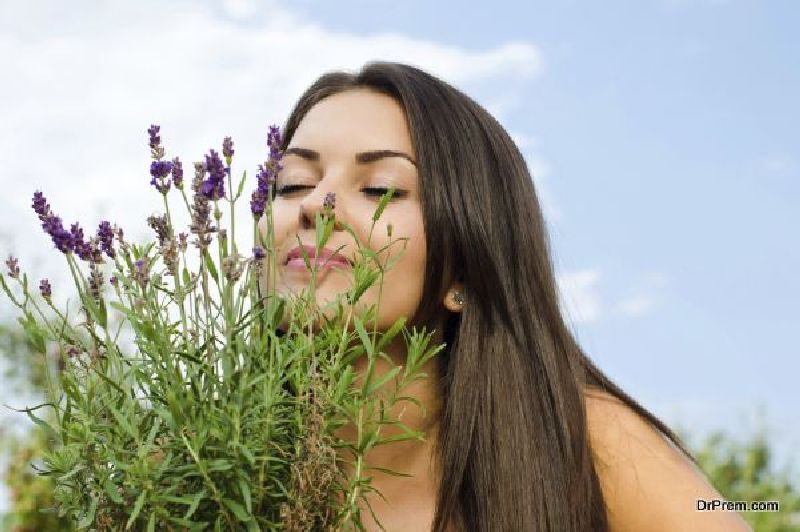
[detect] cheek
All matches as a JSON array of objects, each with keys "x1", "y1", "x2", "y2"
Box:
[{"x1": 372, "y1": 215, "x2": 427, "y2": 324}]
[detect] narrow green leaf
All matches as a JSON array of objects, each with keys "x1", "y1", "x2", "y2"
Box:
[
  {"x1": 353, "y1": 316, "x2": 373, "y2": 357},
  {"x1": 18, "y1": 406, "x2": 60, "y2": 443},
  {"x1": 238, "y1": 444, "x2": 256, "y2": 466},
  {"x1": 97, "y1": 297, "x2": 108, "y2": 328},
  {"x1": 222, "y1": 497, "x2": 251, "y2": 522},
  {"x1": 77, "y1": 495, "x2": 98, "y2": 529},
  {"x1": 146, "y1": 417, "x2": 162, "y2": 447},
  {"x1": 59, "y1": 464, "x2": 86, "y2": 482},
  {"x1": 238, "y1": 477, "x2": 252, "y2": 514},
  {"x1": 315, "y1": 213, "x2": 324, "y2": 253},
  {"x1": 103, "y1": 476, "x2": 123, "y2": 504},
  {"x1": 203, "y1": 248, "x2": 219, "y2": 284},
  {"x1": 109, "y1": 301, "x2": 134, "y2": 318},
  {"x1": 365, "y1": 366, "x2": 400, "y2": 396},
  {"x1": 105, "y1": 400, "x2": 138, "y2": 441},
  {"x1": 376, "y1": 316, "x2": 407, "y2": 353},
  {"x1": 364, "y1": 465, "x2": 413, "y2": 478},
  {"x1": 126, "y1": 490, "x2": 147, "y2": 530},
  {"x1": 183, "y1": 490, "x2": 206, "y2": 519},
  {"x1": 234, "y1": 169, "x2": 248, "y2": 201},
  {"x1": 18, "y1": 314, "x2": 46, "y2": 353},
  {"x1": 372, "y1": 186, "x2": 396, "y2": 222},
  {"x1": 349, "y1": 269, "x2": 379, "y2": 305},
  {"x1": 0, "y1": 273, "x2": 19, "y2": 305}
]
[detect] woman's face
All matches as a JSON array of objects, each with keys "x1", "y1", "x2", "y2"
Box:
[{"x1": 258, "y1": 88, "x2": 426, "y2": 332}]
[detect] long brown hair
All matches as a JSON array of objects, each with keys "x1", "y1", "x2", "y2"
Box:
[{"x1": 279, "y1": 61, "x2": 698, "y2": 531}]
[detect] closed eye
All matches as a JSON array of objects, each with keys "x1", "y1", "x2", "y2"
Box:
[{"x1": 275, "y1": 185, "x2": 407, "y2": 199}]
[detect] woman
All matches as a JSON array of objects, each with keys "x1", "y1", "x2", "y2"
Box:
[{"x1": 259, "y1": 61, "x2": 750, "y2": 531}]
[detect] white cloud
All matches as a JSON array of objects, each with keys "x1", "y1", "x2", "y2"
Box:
[
  {"x1": 557, "y1": 269, "x2": 667, "y2": 324},
  {"x1": 762, "y1": 155, "x2": 793, "y2": 174},
  {"x1": 0, "y1": 0, "x2": 544, "y2": 290},
  {"x1": 557, "y1": 269, "x2": 603, "y2": 325},
  {"x1": 615, "y1": 294, "x2": 655, "y2": 317},
  {"x1": 509, "y1": 132, "x2": 561, "y2": 223}
]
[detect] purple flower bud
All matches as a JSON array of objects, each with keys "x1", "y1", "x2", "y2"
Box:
[
  {"x1": 134, "y1": 258, "x2": 149, "y2": 288},
  {"x1": 150, "y1": 161, "x2": 172, "y2": 195},
  {"x1": 96, "y1": 221, "x2": 116, "y2": 259},
  {"x1": 222, "y1": 136, "x2": 234, "y2": 163},
  {"x1": 171, "y1": 157, "x2": 183, "y2": 189},
  {"x1": 5, "y1": 255, "x2": 19, "y2": 278},
  {"x1": 40, "y1": 213, "x2": 74, "y2": 254},
  {"x1": 147, "y1": 214, "x2": 171, "y2": 246},
  {"x1": 39, "y1": 278, "x2": 52, "y2": 301},
  {"x1": 70, "y1": 222, "x2": 93, "y2": 262},
  {"x1": 250, "y1": 189, "x2": 266, "y2": 218},
  {"x1": 201, "y1": 149, "x2": 226, "y2": 201},
  {"x1": 109, "y1": 275, "x2": 117, "y2": 286},
  {"x1": 267, "y1": 125, "x2": 283, "y2": 162},
  {"x1": 148, "y1": 124, "x2": 161, "y2": 150},
  {"x1": 253, "y1": 246, "x2": 265, "y2": 260},
  {"x1": 150, "y1": 160, "x2": 172, "y2": 179},
  {"x1": 250, "y1": 125, "x2": 283, "y2": 218},
  {"x1": 32, "y1": 191, "x2": 50, "y2": 222},
  {"x1": 323, "y1": 192, "x2": 336, "y2": 211},
  {"x1": 88, "y1": 265, "x2": 103, "y2": 300},
  {"x1": 31, "y1": 195, "x2": 75, "y2": 254}
]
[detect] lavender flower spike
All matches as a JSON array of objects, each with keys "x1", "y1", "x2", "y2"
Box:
[
  {"x1": 96, "y1": 221, "x2": 116, "y2": 259},
  {"x1": 5, "y1": 256, "x2": 19, "y2": 279},
  {"x1": 150, "y1": 160, "x2": 173, "y2": 195},
  {"x1": 171, "y1": 157, "x2": 184, "y2": 189},
  {"x1": 71, "y1": 222, "x2": 93, "y2": 262},
  {"x1": 148, "y1": 124, "x2": 161, "y2": 150},
  {"x1": 32, "y1": 191, "x2": 75, "y2": 254},
  {"x1": 39, "y1": 279, "x2": 52, "y2": 302},
  {"x1": 323, "y1": 192, "x2": 336, "y2": 211},
  {"x1": 222, "y1": 136, "x2": 234, "y2": 166},
  {"x1": 148, "y1": 124, "x2": 165, "y2": 160},
  {"x1": 32, "y1": 191, "x2": 50, "y2": 222},
  {"x1": 251, "y1": 125, "x2": 284, "y2": 218},
  {"x1": 201, "y1": 149, "x2": 226, "y2": 201}
]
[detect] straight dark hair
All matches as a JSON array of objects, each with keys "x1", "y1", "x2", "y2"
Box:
[{"x1": 279, "y1": 61, "x2": 698, "y2": 531}]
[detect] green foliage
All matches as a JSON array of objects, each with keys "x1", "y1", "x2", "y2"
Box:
[
  {"x1": 0, "y1": 322, "x2": 71, "y2": 531},
  {"x1": 679, "y1": 425, "x2": 800, "y2": 531},
  {"x1": 1, "y1": 423, "x2": 71, "y2": 531},
  {"x1": 1, "y1": 152, "x2": 437, "y2": 531}
]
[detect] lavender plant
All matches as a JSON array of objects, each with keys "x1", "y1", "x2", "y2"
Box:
[{"x1": 0, "y1": 124, "x2": 443, "y2": 531}]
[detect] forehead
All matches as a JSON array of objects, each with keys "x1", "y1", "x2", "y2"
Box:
[{"x1": 288, "y1": 89, "x2": 415, "y2": 160}]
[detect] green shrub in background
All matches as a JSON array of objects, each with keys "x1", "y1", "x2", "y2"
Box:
[
  {"x1": 2, "y1": 423, "x2": 70, "y2": 531},
  {"x1": 1, "y1": 322, "x2": 71, "y2": 531},
  {"x1": 678, "y1": 424, "x2": 800, "y2": 531}
]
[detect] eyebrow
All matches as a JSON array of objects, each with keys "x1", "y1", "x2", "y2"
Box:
[{"x1": 284, "y1": 147, "x2": 417, "y2": 168}]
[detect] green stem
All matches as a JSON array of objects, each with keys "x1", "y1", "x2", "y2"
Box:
[{"x1": 163, "y1": 193, "x2": 191, "y2": 361}]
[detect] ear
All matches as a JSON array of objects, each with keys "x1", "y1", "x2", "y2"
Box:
[{"x1": 443, "y1": 283, "x2": 465, "y2": 313}]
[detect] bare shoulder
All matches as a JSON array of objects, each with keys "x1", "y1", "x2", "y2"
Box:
[{"x1": 583, "y1": 387, "x2": 753, "y2": 531}]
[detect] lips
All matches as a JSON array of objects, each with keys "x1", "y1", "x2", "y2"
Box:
[{"x1": 285, "y1": 244, "x2": 351, "y2": 267}]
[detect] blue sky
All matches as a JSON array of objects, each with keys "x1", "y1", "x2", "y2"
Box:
[
  {"x1": 0, "y1": 0, "x2": 797, "y2": 510},
  {"x1": 280, "y1": 0, "x2": 800, "y2": 448}
]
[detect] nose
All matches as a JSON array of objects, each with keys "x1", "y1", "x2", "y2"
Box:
[{"x1": 298, "y1": 183, "x2": 343, "y2": 231}]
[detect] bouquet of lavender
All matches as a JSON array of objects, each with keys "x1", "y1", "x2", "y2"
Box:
[{"x1": 0, "y1": 125, "x2": 443, "y2": 531}]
